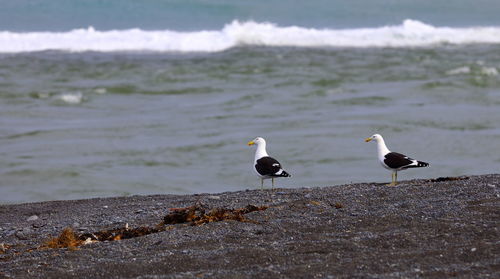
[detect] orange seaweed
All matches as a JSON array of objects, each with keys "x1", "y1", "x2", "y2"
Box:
[
  {"x1": 43, "y1": 228, "x2": 82, "y2": 250},
  {"x1": 42, "y1": 204, "x2": 268, "y2": 250}
]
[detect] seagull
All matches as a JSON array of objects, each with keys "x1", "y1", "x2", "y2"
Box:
[
  {"x1": 247, "y1": 137, "x2": 290, "y2": 189},
  {"x1": 365, "y1": 134, "x2": 429, "y2": 186}
]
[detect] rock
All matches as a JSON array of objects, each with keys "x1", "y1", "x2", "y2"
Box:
[
  {"x1": 15, "y1": 228, "x2": 32, "y2": 240},
  {"x1": 27, "y1": 215, "x2": 39, "y2": 222},
  {"x1": 32, "y1": 221, "x2": 45, "y2": 228},
  {"x1": 4, "y1": 228, "x2": 16, "y2": 237}
]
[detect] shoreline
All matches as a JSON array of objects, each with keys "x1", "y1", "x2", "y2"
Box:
[{"x1": 1, "y1": 174, "x2": 499, "y2": 278}]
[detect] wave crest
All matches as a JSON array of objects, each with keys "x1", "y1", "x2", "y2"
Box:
[{"x1": 1, "y1": 20, "x2": 500, "y2": 53}]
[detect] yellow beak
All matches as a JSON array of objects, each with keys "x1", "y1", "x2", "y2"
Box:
[
  {"x1": 247, "y1": 141, "x2": 255, "y2": 146},
  {"x1": 365, "y1": 137, "x2": 372, "y2": 142}
]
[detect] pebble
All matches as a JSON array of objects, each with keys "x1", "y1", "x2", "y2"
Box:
[
  {"x1": 15, "y1": 228, "x2": 32, "y2": 240},
  {"x1": 32, "y1": 221, "x2": 45, "y2": 228},
  {"x1": 208, "y1": 196, "x2": 221, "y2": 200},
  {"x1": 27, "y1": 215, "x2": 39, "y2": 222},
  {"x1": 5, "y1": 229, "x2": 16, "y2": 237}
]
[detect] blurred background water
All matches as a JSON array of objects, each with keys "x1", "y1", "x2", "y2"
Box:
[{"x1": 1, "y1": 0, "x2": 499, "y2": 203}]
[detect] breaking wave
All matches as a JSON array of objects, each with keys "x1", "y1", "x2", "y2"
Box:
[{"x1": 2, "y1": 19, "x2": 500, "y2": 53}]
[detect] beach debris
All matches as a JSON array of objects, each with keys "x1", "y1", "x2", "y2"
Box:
[
  {"x1": 79, "y1": 226, "x2": 163, "y2": 242},
  {"x1": 309, "y1": 201, "x2": 321, "y2": 206},
  {"x1": 163, "y1": 205, "x2": 200, "y2": 224},
  {"x1": 162, "y1": 204, "x2": 268, "y2": 226},
  {"x1": 429, "y1": 176, "x2": 469, "y2": 182},
  {"x1": 0, "y1": 243, "x2": 11, "y2": 253},
  {"x1": 41, "y1": 204, "x2": 268, "y2": 250},
  {"x1": 42, "y1": 228, "x2": 81, "y2": 250}
]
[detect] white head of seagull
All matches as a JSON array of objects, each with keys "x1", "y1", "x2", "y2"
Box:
[
  {"x1": 247, "y1": 137, "x2": 268, "y2": 160},
  {"x1": 247, "y1": 137, "x2": 290, "y2": 189},
  {"x1": 365, "y1": 134, "x2": 390, "y2": 162},
  {"x1": 365, "y1": 133, "x2": 429, "y2": 186}
]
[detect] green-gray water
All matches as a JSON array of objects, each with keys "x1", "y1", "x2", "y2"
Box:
[{"x1": 1, "y1": 46, "x2": 500, "y2": 203}]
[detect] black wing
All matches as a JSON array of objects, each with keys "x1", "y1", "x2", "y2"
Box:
[
  {"x1": 383, "y1": 152, "x2": 414, "y2": 169},
  {"x1": 255, "y1": 156, "x2": 283, "y2": 176}
]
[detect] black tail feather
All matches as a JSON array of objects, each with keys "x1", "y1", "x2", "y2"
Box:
[
  {"x1": 415, "y1": 161, "x2": 429, "y2": 168},
  {"x1": 417, "y1": 161, "x2": 429, "y2": 167},
  {"x1": 280, "y1": 171, "x2": 291, "y2": 177},
  {"x1": 407, "y1": 161, "x2": 429, "y2": 168}
]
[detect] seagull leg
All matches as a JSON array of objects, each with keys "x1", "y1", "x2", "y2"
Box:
[
  {"x1": 388, "y1": 172, "x2": 397, "y2": 186},
  {"x1": 272, "y1": 178, "x2": 274, "y2": 189},
  {"x1": 261, "y1": 178, "x2": 264, "y2": 190},
  {"x1": 395, "y1": 172, "x2": 398, "y2": 185}
]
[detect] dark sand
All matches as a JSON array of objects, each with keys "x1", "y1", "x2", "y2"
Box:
[{"x1": 1, "y1": 174, "x2": 499, "y2": 278}]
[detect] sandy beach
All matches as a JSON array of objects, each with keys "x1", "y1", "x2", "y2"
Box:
[{"x1": 0, "y1": 174, "x2": 498, "y2": 278}]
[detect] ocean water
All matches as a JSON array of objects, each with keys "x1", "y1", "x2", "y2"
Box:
[{"x1": 1, "y1": 1, "x2": 500, "y2": 203}]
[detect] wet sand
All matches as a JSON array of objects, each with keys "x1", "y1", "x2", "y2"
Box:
[{"x1": 1, "y1": 174, "x2": 499, "y2": 278}]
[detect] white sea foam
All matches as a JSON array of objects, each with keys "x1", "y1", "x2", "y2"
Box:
[
  {"x1": 2, "y1": 20, "x2": 500, "y2": 53},
  {"x1": 446, "y1": 66, "x2": 471, "y2": 75},
  {"x1": 447, "y1": 65, "x2": 498, "y2": 76},
  {"x1": 480, "y1": 67, "x2": 498, "y2": 76},
  {"x1": 57, "y1": 92, "x2": 83, "y2": 104},
  {"x1": 93, "y1": 88, "x2": 107, "y2": 94}
]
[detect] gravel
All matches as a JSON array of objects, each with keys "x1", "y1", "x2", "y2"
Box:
[{"x1": 0, "y1": 174, "x2": 498, "y2": 278}]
